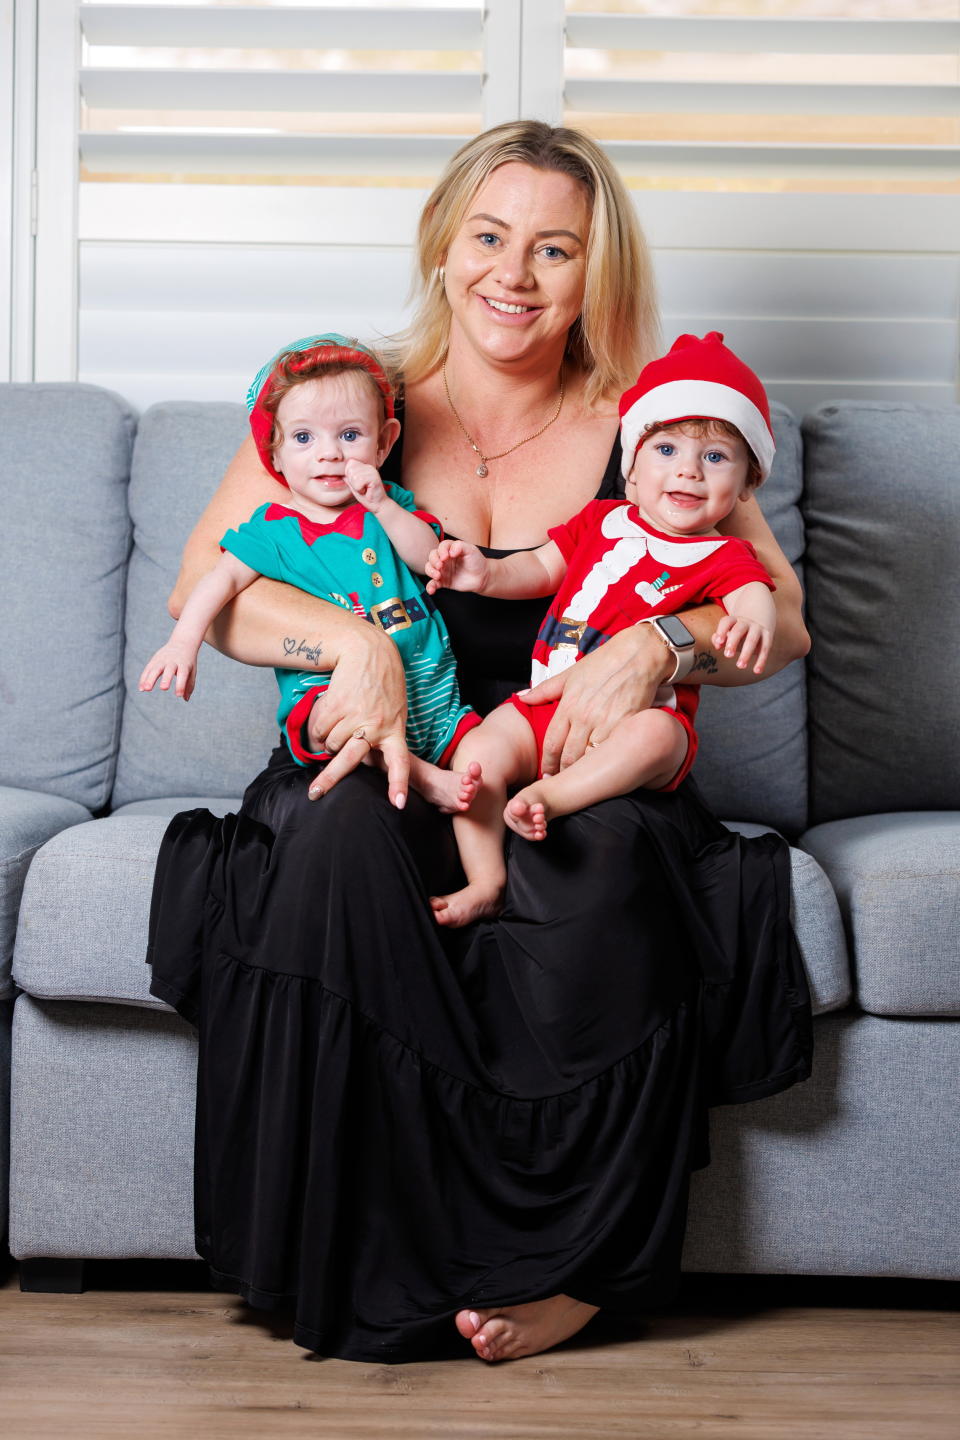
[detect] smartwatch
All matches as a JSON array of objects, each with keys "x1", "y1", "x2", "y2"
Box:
[{"x1": 637, "y1": 614, "x2": 696, "y2": 683}]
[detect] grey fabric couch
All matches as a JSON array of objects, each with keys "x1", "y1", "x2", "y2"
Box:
[{"x1": 1, "y1": 383, "x2": 958, "y2": 1289}]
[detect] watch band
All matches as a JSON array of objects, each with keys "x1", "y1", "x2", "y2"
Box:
[{"x1": 636, "y1": 617, "x2": 696, "y2": 684}]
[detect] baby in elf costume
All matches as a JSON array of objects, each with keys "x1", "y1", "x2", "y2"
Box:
[
  {"x1": 141, "y1": 334, "x2": 481, "y2": 815},
  {"x1": 424, "y1": 332, "x2": 780, "y2": 926}
]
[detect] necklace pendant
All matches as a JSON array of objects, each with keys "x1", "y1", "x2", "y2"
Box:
[{"x1": 476, "y1": 462, "x2": 488, "y2": 478}]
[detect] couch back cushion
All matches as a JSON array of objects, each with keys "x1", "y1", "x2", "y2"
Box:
[
  {"x1": 692, "y1": 404, "x2": 808, "y2": 836},
  {"x1": 112, "y1": 403, "x2": 279, "y2": 805},
  {"x1": 0, "y1": 383, "x2": 135, "y2": 810},
  {"x1": 804, "y1": 401, "x2": 960, "y2": 824}
]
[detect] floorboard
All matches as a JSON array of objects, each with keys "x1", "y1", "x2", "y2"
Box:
[{"x1": 1, "y1": 1263, "x2": 957, "y2": 1440}]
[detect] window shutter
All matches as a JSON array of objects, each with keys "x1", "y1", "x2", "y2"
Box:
[
  {"x1": 32, "y1": 0, "x2": 526, "y2": 397},
  {"x1": 560, "y1": 2, "x2": 960, "y2": 414}
]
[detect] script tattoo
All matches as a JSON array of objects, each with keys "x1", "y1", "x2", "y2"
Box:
[
  {"x1": 283, "y1": 637, "x2": 324, "y2": 666},
  {"x1": 690, "y1": 650, "x2": 719, "y2": 676}
]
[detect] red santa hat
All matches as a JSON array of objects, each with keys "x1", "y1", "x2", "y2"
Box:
[
  {"x1": 618, "y1": 331, "x2": 775, "y2": 482},
  {"x1": 246, "y1": 332, "x2": 395, "y2": 486}
]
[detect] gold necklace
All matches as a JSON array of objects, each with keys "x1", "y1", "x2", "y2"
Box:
[{"x1": 442, "y1": 364, "x2": 565, "y2": 477}]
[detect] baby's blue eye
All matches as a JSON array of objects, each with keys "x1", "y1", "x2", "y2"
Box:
[
  {"x1": 340, "y1": 429, "x2": 360, "y2": 443},
  {"x1": 705, "y1": 450, "x2": 726, "y2": 464},
  {"x1": 293, "y1": 431, "x2": 311, "y2": 445},
  {"x1": 656, "y1": 443, "x2": 676, "y2": 457}
]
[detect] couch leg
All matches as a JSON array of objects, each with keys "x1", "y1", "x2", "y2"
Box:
[{"x1": 19, "y1": 1258, "x2": 86, "y2": 1293}]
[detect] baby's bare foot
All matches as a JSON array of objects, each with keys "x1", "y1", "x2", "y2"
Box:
[
  {"x1": 455, "y1": 1295, "x2": 599, "y2": 1363},
  {"x1": 429, "y1": 882, "x2": 502, "y2": 928},
  {"x1": 410, "y1": 758, "x2": 482, "y2": 814},
  {"x1": 504, "y1": 788, "x2": 549, "y2": 841}
]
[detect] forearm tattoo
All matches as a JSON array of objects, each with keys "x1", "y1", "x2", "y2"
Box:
[
  {"x1": 283, "y1": 636, "x2": 324, "y2": 666},
  {"x1": 690, "y1": 649, "x2": 719, "y2": 676}
]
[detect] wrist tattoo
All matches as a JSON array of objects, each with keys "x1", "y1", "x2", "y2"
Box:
[
  {"x1": 690, "y1": 650, "x2": 719, "y2": 677},
  {"x1": 283, "y1": 636, "x2": 323, "y2": 666}
]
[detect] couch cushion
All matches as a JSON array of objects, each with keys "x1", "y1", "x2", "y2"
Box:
[
  {"x1": 111, "y1": 796, "x2": 241, "y2": 818},
  {"x1": 694, "y1": 404, "x2": 808, "y2": 836},
  {"x1": 112, "y1": 402, "x2": 279, "y2": 807},
  {"x1": 800, "y1": 812, "x2": 960, "y2": 1016},
  {"x1": 803, "y1": 402, "x2": 960, "y2": 825},
  {"x1": 723, "y1": 821, "x2": 850, "y2": 1016},
  {"x1": 13, "y1": 817, "x2": 173, "y2": 1009},
  {"x1": 0, "y1": 383, "x2": 135, "y2": 810},
  {"x1": 16, "y1": 807, "x2": 849, "y2": 1018},
  {"x1": 0, "y1": 786, "x2": 91, "y2": 1000}
]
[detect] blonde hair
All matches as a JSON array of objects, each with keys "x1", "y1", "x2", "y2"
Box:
[{"x1": 394, "y1": 121, "x2": 660, "y2": 408}]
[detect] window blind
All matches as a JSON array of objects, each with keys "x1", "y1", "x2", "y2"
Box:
[
  {"x1": 562, "y1": 4, "x2": 960, "y2": 192},
  {"x1": 78, "y1": 1, "x2": 492, "y2": 183}
]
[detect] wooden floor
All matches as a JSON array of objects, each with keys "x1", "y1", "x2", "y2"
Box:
[{"x1": 1, "y1": 1261, "x2": 957, "y2": 1440}]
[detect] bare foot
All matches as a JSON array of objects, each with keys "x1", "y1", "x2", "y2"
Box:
[
  {"x1": 455, "y1": 1295, "x2": 599, "y2": 1363},
  {"x1": 409, "y1": 758, "x2": 482, "y2": 814},
  {"x1": 504, "y1": 787, "x2": 550, "y2": 841},
  {"x1": 429, "y1": 882, "x2": 502, "y2": 928}
]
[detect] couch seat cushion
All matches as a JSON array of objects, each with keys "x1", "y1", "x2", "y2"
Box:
[
  {"x1": 800, "y1": 813, "x2": 960, "y2": 1016},
  {"x1": 0, "y1": 786, "x2": 91, "y2": 1000},
  {"x1": 723, "y1": 822, "x2": 850, "y2": 1016},
  {"x1": 16, "y1": 807, "x2": 851, "y2": 1017},
  {"x1": 111, "y1": 797, "x2": 242, "y2": 818}
]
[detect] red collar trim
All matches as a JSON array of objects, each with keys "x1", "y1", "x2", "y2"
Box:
[{"x1": 264, "y1": 501, "x2": 368, "y2": 544}]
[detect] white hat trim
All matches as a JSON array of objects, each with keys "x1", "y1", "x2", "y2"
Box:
[{"x1": 620, "y1": 379, "x2": 775, "y2": 481}]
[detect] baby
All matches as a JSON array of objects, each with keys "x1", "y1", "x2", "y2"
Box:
[
  {"x1": 140, "y1": 334, "x2": 481, "y2": 813},
  {"x1": 426, "y1": 332, "x2": 779, "y2": 926}
]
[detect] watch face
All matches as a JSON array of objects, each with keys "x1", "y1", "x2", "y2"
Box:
[{"x1": 658, "y1": 614, "x2": 695, "y2": 648}]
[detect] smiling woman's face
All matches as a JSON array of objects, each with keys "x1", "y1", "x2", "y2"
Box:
[{"x1": 442, "y1": 162, "x2": 592, "y2": 370}]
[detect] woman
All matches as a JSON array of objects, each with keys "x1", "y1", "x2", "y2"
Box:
[{"x1": 150, "y1": 122, "x2": 812, "y2": 1365}]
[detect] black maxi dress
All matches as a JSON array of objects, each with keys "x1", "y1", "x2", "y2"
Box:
[{"x1": 147, "y1": 431, "x2": 812, "y2": 1363}]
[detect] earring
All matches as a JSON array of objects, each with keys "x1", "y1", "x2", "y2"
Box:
[{"x1": 437, "y1": 265, "x2": 446, "y2": 288}]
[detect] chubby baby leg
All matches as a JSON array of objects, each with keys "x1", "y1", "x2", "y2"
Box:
[
  {"x1": 430, "y1": 706, "x2": 539, "y2": 928},
  {"x1": 506, "y1": 708, "x2": 689, "y2": 841}
]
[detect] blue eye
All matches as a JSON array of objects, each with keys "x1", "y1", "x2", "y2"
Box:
[
  {"x1": 540, "y1": 244, "x2": 568, "y2": 261},
  {"x1": 477, "y1": 232, "x2": 499, "y2": 247},
  {"x1": 705, "y1": 450, "x2": 727, "y2": 464},
  {"x1": 656, "y1": 443, "x2": 676, "y2": 457},
  {"x1": 292, "y1": 431, "x2": 311, "y2": 445},
  {"x1": 340, "y1": 429, "x2": 360, "y2": 443}
]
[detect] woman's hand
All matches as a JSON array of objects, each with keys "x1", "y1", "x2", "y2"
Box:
[
  {"x1": 305, "y1": 627, "x2": 411, "y2": 807},
  {"x1": 520, "y1": 625, "x2": 674, "y2": 774}
]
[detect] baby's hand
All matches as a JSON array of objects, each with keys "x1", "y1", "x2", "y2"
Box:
[
  {"x1": 424, "y1": 539, "x2": 488, "y2": 595},
  {"x1": 344, "y1": 459, "x2": 386, "y2": 512},
  {"x1": 139, "y1": 640, "x2": 198, "y2": 700},
  {"x1": 712, "y1": 615, "x2": 773, "y2": 675}
]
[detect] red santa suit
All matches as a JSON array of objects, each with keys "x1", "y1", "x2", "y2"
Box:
[{"x1": 508, "y1": 498, "x2": 775, "y2": 790}]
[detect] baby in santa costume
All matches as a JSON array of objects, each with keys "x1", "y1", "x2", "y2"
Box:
[
  {"x1": 425, "y1": 332, "x2": 779, "y2": 927},
  {"x1": 140, "y1": 334, "x2": 481, "y2": 814}
]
